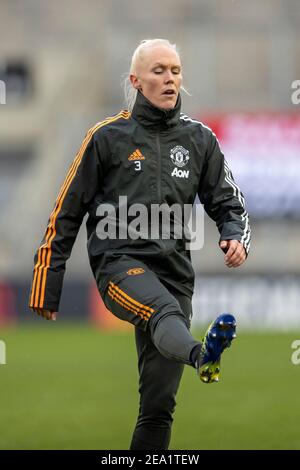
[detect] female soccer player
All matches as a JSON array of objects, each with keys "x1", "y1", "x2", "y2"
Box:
[{"x1": 29, "y1": 39, "x2": 250, "y2": 450}]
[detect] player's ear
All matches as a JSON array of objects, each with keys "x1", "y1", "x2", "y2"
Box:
[{"x1": 130, "y1": 74, "x2": 142, "y2": 91}]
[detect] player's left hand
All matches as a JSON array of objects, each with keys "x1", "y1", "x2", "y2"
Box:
[
  {"x1": 219, "y1": 240, "x2": 246, "y2": 268},
  {"x1": 31, "y1": 307, "x2": 57, "y2": 321}
]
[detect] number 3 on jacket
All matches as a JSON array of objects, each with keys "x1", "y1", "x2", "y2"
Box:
[{"x1": 134, "y1": 161, "x2": 142, "y2": 171}]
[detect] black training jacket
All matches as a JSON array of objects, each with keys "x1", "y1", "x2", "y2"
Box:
[{"x1": 29, "y1": 91, "x2": 251, "y2": 311}]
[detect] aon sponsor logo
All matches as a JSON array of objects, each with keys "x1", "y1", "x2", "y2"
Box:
[{"x1": 171, "y1": 167, "x2": 190, "y2": 178}]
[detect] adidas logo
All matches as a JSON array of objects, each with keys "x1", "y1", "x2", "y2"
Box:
[{"x1": 128, "y1": 148, "x2": 146, "y2": 161}]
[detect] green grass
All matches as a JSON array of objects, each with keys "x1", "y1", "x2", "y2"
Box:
[{"x1": 0, "y1": 325, "x2": 300, "y2": 449}]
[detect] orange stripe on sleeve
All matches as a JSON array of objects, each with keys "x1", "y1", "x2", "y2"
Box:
[{"x1": 30, "y1": 111, "x2": 130, "y2": 308}]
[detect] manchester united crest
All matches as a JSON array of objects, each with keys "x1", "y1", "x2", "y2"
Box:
[{"x1": 170, "y1": 145, "x2": 190, "y2": 168}]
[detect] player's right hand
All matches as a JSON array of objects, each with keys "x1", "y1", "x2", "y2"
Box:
[{"x1": 31, "y1": 308, "x2": 57, "y2": 321}]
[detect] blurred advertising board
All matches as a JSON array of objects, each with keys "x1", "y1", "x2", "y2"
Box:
[
  {"x1": 202, "y1": 114, "x2": 300, "y2": 218},
  {"x1": 192, "y1": 275, "x2": 300, "y2": 329}
]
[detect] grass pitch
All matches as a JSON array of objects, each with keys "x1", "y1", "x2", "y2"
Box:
[{"x1": 0, "y1": 324, "x2": 299, "y2": 449}]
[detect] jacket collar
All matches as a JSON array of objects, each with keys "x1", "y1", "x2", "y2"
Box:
[{"x1": 131, "y1": 90, "x2": 181, "y2": 128}]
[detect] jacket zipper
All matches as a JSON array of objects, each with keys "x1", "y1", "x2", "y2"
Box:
[{"x1": 156, "y1": 131, "x2": 162, "y2": 203}]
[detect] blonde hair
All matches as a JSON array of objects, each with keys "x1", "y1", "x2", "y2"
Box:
[{"x1": 123, "y1": 39, "x2": 189, "y2": 111}]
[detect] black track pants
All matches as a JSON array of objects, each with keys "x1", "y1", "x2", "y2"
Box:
[{"x1": 100, "y1": 256, "x2": 200, "y2": 449}]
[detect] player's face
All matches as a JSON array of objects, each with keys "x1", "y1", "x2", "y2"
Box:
[{"x1": 130, "y1": 45, "x2": 182, "y2": 110}]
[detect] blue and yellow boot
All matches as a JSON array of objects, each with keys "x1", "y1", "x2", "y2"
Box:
[{"x1": 196, "y1": 313, "x2": 237, "y2": 383}]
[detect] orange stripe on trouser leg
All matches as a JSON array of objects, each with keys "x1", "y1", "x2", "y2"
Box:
[
  {"x1": 108, "y1": 293, "x2": 148, "y2": 322},
  {"x1": 109, "y1": 282, "x2": 155, "y2": 314},
  {"x1": 108, "y1": 284, "x2": 151, "y2": 318},
  {"x1": 108, "y1": 286, "x2": 147, "y2": 317},
  {"x1": 108, "y1": 285, "x2": 150, "y2": 320},
  {"x1": 107, "y1": 288, "x2": 149, "y2": 321}
]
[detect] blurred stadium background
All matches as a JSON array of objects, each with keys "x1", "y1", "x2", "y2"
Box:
[{"x1": 0, "y1": 0, "x2": 300, "y2": 450}]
